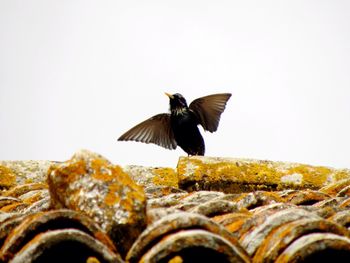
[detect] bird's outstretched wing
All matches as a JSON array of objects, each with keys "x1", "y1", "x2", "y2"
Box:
[
  {"x1": 118, "y1": 113, "x2": 177, "y2": 150},
  {"x1": 189, "y1": 93, "x2": 231, "y2": 132}
]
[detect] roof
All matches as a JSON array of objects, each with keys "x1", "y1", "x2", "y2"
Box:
[{"x1": 1, "y1": 150, "x2": 350, "y2": 262}]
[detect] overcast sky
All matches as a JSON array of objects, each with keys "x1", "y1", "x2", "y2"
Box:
[{"x1": 1, "y1": 1, "x2": 350, "y2": 169}]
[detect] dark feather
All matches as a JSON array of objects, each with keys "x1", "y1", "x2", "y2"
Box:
[
  {"x1": 189, "y1": 93, "x2": 232, "y2": 132},
  {"x1": 118, "y1": 113, "x2": 177, "y2": 150}
]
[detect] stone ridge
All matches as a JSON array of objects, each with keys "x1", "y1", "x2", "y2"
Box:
[
  {"x1": 177, "y1": 156, "x2": 350, "y2": 193},
  {"x1": 0, "y1": 150, "x2": 350, "y2": 262}
]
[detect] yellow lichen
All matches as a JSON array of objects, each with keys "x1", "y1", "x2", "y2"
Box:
[
  {"x1": 86, "y1": 257, "x2": 100, "y2": 263},
  {"x1": 25, "y1": 178, "x2": 34, "y2": 184},
  {"x1": 168, "y1": 256, "x2": 183, "y2": 263},
  {"x1": 177, "y1": 157, "x2": 350, "y2": 191},
  {"x1": 112, "y1": 166, "x2": 144, "y2": 193},
  {"x1": 289, "y1": 165, "x2": 329, "y2": 188},
  {"x1": 102, "y1": 165, "x2": 146, "y2": 216},
  {"x1": 0, "y1": 165, "x2": 16, "y2": 189},
  {"x1": 152, "y1": 167, "x2": 178, "y2": 187},
  {"x1": 178, "y1": 158, "x2": 284, "y2": 184},
  {"x1": 333, "y1": 170, "x2": 350, "y2": 182}
]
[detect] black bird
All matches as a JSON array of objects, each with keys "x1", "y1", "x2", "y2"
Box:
[{"x1": 118, "y1": 92, "x2": 231, "y2": 155}]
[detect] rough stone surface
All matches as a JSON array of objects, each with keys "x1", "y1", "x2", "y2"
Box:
[
  {"x1": 240, "y1": 208, "x2": 321, "y2": 256},
  {"x1": 127, "y1": 211, "x2": 249, "y2": 262},
  {"x1": 0, "y1": 165, "x2": 16, "y2": 189},
  {"x1": 177, "y1": 156, "x2": 350, "y2": 193},
  {"x1": 47, "y1": 150, "x2": 147, "y2": 257},
  {"x1": 275, "y1": 233, "x2": 350, "y2": 262},
  {"x1": 254, "y1": 218, "x2": 349, "y2": 262},
  {"x1": 123, "y1": 165, "x2": 178, "y2": 188},
  {"x1": 0, "y1": 161, "x2": 56, "y2": 188},
  {"x1": 0, "y1": 209, "x2": 118, "y2": 262},
  {"x1": 1, "y1": 152, "x2": 350, "y2": 262},
  {"x1": 139, "y1": 230, "x2": 250, "y2": 263}
]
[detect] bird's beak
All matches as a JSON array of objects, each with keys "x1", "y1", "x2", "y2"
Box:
[{"x1": 165, "y1": 92, "x2": 174, "y2": 99}]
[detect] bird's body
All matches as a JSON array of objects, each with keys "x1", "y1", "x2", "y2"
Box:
[
  {"x1": 118, "y1": 92, "x2": 231, "y2": 156},
  {"x1": 170, "y1": 108, "x2": 205, "y2": 155}
]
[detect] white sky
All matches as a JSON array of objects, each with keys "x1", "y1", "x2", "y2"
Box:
[{"x1": 1, "y1": 1, "x2": 350, "y2": 169}]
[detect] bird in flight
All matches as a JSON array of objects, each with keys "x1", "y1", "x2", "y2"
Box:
[{"x1": 118, "y1": 92, "x2": 231, "y2": 155}]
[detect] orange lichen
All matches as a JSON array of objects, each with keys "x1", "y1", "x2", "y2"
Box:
[
  {"x1": 49, "y1": 160, "x2": 87, "y2": 183},
  {"x1": 3, "y1": 182, "x2": 47, "y2": 197},
  {"x1": 168, "y1": 256, "x2": 183, "y2": 263},
  {"x1": 94, "y1": 231, "x2": 118, "y2": 253},
  {"x1": 91, "y1": 159, "x2": 114, "y2": 182},
  {"x1": 47, "y1": 161, "x2": 88, "y2": 208},
  {"x1": 340, "y1": 198, "x2": 350, "y2": 208},
  {"x1": 226, "y1": 219, "x2": 247, "y2": 233},
  {"x1": 319, "y1": 179, "x2": 350, "y2": 196},
  {"x1": 22, "y1": 192, "x2": 43, "y2": 205},
  {"x1": 91, "y1": 172, "x2": 113, "y2": 182},
  {"x1": 0, "y1": 202, "x2": 26, "y2": 212},
  {"x1": 90, "y1": 158, "x2": 111, "y2": 171},
  {"x1": 104, "y1": 183, "x2": 120, "y2": 206}
]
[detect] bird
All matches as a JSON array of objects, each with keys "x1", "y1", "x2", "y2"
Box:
[{"x1": 118, "y1": 92, "x2": 231, "y2": 156}]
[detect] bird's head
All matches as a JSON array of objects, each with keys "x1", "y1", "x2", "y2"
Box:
[{"x1": 165, "y1": 93, "x2": 188, "y2": 114}]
